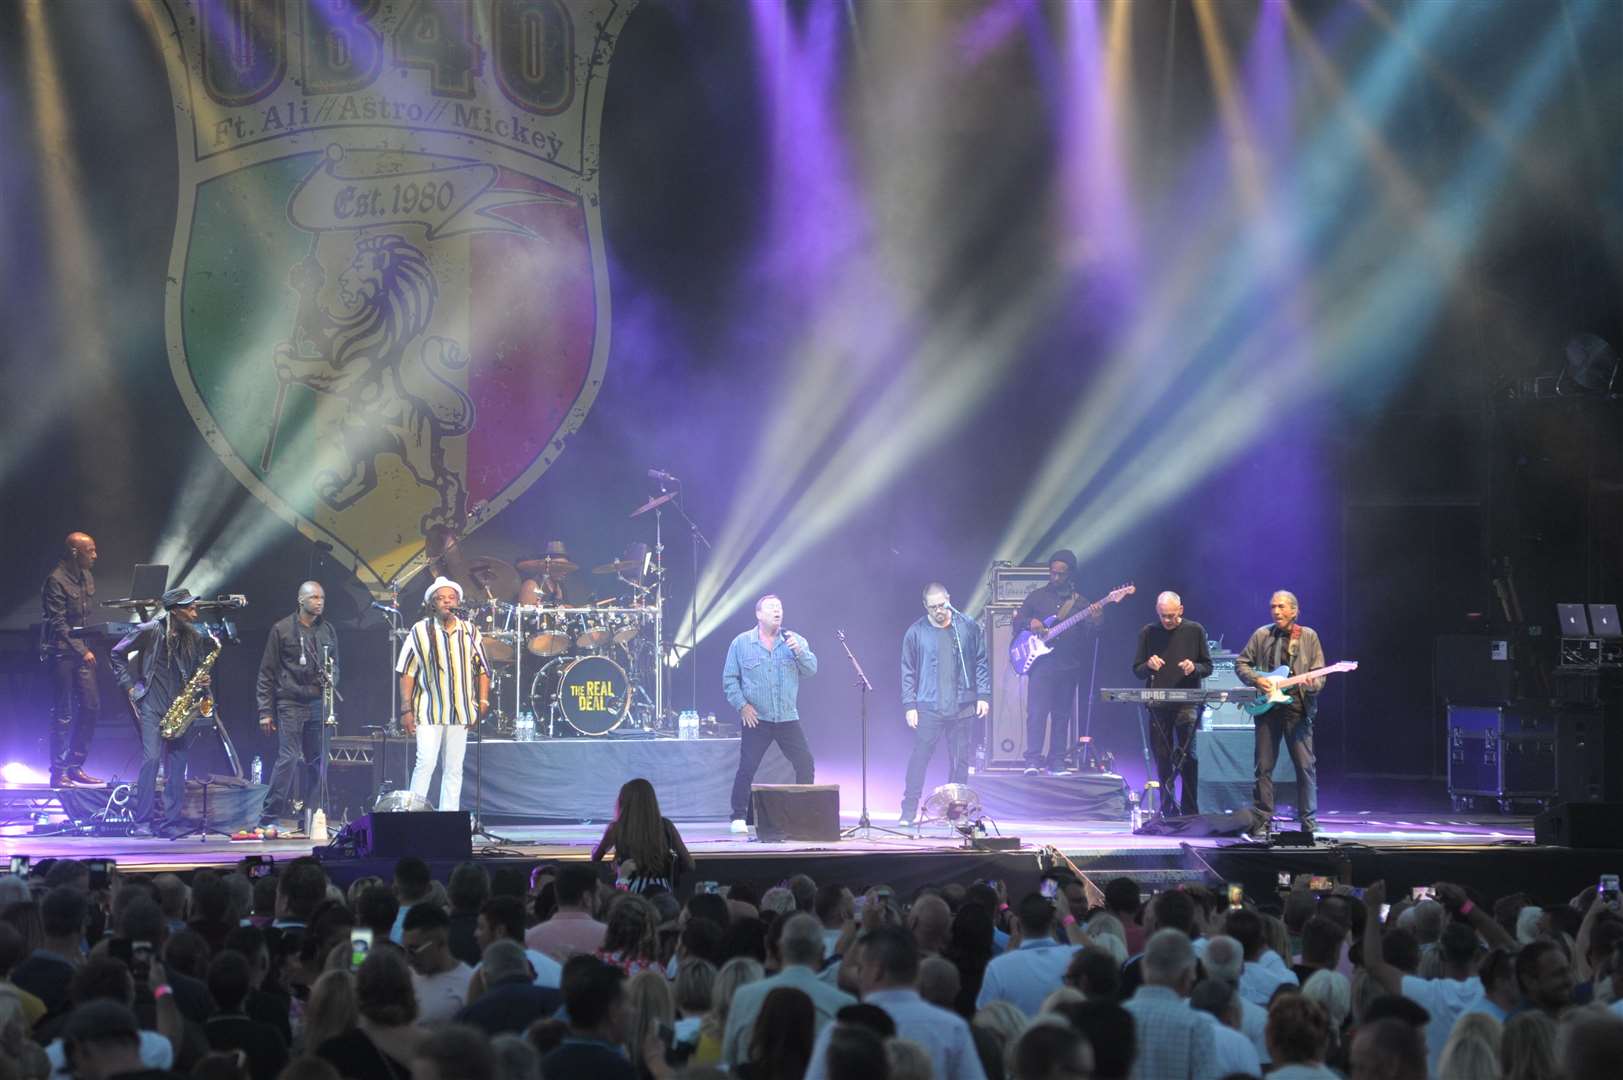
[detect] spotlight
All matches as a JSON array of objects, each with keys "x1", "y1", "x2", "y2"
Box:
[
  {"x1": 1562, "y1": 333, "x2": 1619, "y2": 396},
  {"x1": 1, "y1": 763, "x2": 48, "y2": 786}
]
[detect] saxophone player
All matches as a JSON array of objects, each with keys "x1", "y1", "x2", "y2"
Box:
[{"x1": 110, "y1": 588, "x2": 215, "y2": 838}]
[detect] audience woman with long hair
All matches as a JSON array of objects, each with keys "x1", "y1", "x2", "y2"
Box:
[
  {"x1": 624, "y1": 970, "x2": 675, "y2": 1080},
  {"x1": 1500, "y1": 1011, "x2": 1560, "y2": 1080},
  {"x1": 314, "y1": 950, "x2": 423, "y2": 1080},
  {"x1": 691, "y1": 957, "x2": 764, "y2": 1067},
  {"x1": 735, "y1": 987, "x2": 816, "y2": 1080},
  {"x1": 590, "y1": 779, "x2": 694, "y2": 894},
  {"x1": 595, "y1": 895, "x2": 663, "y2": 977}
]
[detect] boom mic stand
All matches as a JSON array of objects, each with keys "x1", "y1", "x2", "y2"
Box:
[{"x1": 836, "y1": 630, "x2": 908, "y2": 840}]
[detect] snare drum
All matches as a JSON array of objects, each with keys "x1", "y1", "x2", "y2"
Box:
[
  {"x1": 477, "y1": 602, "x2": 519, "y2": 665},
  {"x1": 528, "y1": 654, "x2": 630, "y2": 736},
  {"x1": 610, "y1": 613, "x2": 641, "y2": 647},
  {"x1": 573, "y1": 616, "x2": 612, "y2": 651}
]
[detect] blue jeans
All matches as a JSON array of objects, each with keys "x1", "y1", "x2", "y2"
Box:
[
  {"x1": 1253, "y1": 705, "x2": 1316, "y2": 828},
  {"x1": 132, "y1": 700, "x2": 200, "y2": 830},
  {"x1": 900, "y1": 707, "x2": 973, "y2": 819}
]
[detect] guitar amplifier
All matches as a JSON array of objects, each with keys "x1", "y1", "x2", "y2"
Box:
[
  {"x1": 983, "y1": 607, "x2": 1036, "y2": 768},
  {"x1": 1447, "y1": 704, "x2": 1607, "y2": 803},
  {"x1": 1202, "y1": 651, "x2": 1251, "y2": 729},
  {"x1": 986, "y1": 564, "x2": 1052, "y2": 606}
]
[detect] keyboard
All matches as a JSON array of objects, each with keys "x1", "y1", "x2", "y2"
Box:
[{"x1": 1099, "y1": 687, "x2": 1257, "y2": 704}]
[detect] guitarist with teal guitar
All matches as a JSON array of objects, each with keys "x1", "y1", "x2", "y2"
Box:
[{"x1": 1234, "y1": 590, "x2": 1355, "y2": 838}]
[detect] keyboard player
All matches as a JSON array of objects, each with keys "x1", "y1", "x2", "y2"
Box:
[{"x1": 1130, "y1": 592, "x2": 1212, "y2": 815}]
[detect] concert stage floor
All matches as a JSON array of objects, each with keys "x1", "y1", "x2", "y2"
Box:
[{"x1": 5, "y1": 803, "x2": 1612, "y2": 907}]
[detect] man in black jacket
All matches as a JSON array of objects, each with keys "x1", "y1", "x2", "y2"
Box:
[
  {"x1": 540, "y1": 956, "x2": 635, "y2": 1080},
  {"x1": 456, "y1": 940, "x2": 562, "y2": 1035},
  {"x1": 254, "y1": 582, "x2": 339, "y2": 832},
  {"x1": 109, "y1": 589, "x2": 216, "y2": 837},
  {"x1": 1131, "y1": 591, "x2": 1213, "y2": 816},
  {"x1": 897, "y1": 583, "x2": 990, "y2": 828},
  {"x1": 203, "y1": 951, "x2": 288, "y2": 1080},
  {"x1": 40, "y1": 531, "x2": 104, "y2": 787}
]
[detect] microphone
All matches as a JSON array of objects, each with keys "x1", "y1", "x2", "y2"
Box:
[
  {"x1": 647, "y1": 468, "x2": 680, "y2": 485},
  {"x1": 370, "y1": 601, "x2": 400, "y2": 614}
]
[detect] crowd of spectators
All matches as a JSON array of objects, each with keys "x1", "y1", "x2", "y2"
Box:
[{"x1": 4, "y1": 844, "x2": 1623, "y2": 1080}]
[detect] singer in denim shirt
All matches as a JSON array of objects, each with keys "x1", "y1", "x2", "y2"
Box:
[{"x1": 722, "y1": 594, "x2": 818, "y2": 829}]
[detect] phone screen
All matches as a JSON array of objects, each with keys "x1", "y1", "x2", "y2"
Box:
[
  {"x1": 8, "y1": 855, "x2": 26, "y2": 877},
  {"x1": 1227, "y1": 883, "x2": 1244, "y2": 906},
  {"x1": 1601, "y1": 875, "x2": 1620, "y2": 909},
  {"x1": 131, "y1": 940, "x2": 153, "y2": 983},
  {"x1": 1040, "y1": 879, "x2": 1059, "y2": 900},
  {"x1": 1277, "y1": 872, "x2": 1291, "y2": 888},
  {"x1": 1411, "y1": 885, "x2": 1436, "y2": 902},
  {"x1": 350, "y1": 928, "x2": 373, "y2": 970},
  {"x1": 87, "y1": 859, "x2": 114, "y2": 892},
  {"x1": 1380, "y1": 903, "x2": 1392, "y2": 921},
  {"x1": 697, "y1": 881, "x2": 719, "y2": 896},
  {"x1": 242, "y1": 855, "x2": 275, "y2": 880},
  {"x1": 1309, "y1": 876, "x2": 1334, "y2": 893}
]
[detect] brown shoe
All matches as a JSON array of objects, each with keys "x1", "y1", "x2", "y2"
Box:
[{"x1": 66, "y1": 767, "x2": 104, "y2": 786}]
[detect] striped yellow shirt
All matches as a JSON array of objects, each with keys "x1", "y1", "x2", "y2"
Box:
[{"x1": 395, "y1": 616, "x2": 489, "y2": 726}]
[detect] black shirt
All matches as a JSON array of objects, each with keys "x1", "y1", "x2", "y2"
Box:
[
  {"x1": 540, "y1": 1038, "x2": 638, "y2": 1080},
  {"x1": 205, "y1": 1014, "x2": 288, "y2": 1080},
  {"x1": 455, "y1": 979, "x2": 565, "y2": 1036},
  {"x1": 1015, "y1": 583, "x2": 1096, "y2": 671},
  {"x1": 41, "y1": 560, "x2": 94, "y2": 658},
  {"x1": 1131, "y1": 620, "x2": 1214, "y2": 689},
  {"x1": 256, "y1": 612, "x2": 340, "y2": 715},
  {"x1": 319, "y1": 1029, "x2": 409, "y2": 1080}
]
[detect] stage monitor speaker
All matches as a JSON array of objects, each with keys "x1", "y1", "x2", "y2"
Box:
[
  {"x1": 751, "y1": 784, "x2": 840, "y2": 842},
  {"x1": 346, "y1": 811, "x2": 471, "y2": 859},
  {"x1": 1533, "y1": 802, "x2": 1623, "y2": 849},
  {"x1": 1133, "y1": 809, "x2": 1253, "y2": 837}
]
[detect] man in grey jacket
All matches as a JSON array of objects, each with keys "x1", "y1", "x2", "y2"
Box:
[{"x1": 1234, "y1": 590, "x2": 1325, "y2": 837}]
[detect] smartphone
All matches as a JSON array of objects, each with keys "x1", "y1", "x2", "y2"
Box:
[
  {"x1": 350, "y1": 928, "x2": 372, "y2": 970},
  {"x1": 86, "y1": 859, "x2": 115, "y2": 891},
  {"x1": 8, "y1": 855, "x2": 27, "y2": 877},
  {"x1": 1040, "y1": 878, "x2": 1059, "y2": 900},
  {"x1": 1600, "y1": 874, "x2": 1620, "y2": 910},
  {"x1": 1380, "y1": 903, "x2": 1392, "y2": 921},
  {"x1": 1277, "y1": 872, "x2": 1292, "y2": 889},
  {"x1": 1227, "y1": 883, "x2": 1244, "y2": 906},
  {"x1": 696, "y1": 881, "x2": 720, "y2": 895},
  {"x1": 1411, "y1": 885, "x2": 1436, "y2": 902},
  {"x1": 1308, "y1": 876, "x2": 1334, "y2": 893},
  {"x1": 242, "y1": 855, "x2": 275, "y2": 880},
  {"x1": 657, "y1": 1022, "x2": 676, "y2": 1047},
  {"x1": 131, "y1": 940, "x2": 153, "y2": 984}
]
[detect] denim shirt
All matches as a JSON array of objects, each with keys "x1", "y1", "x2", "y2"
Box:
[{"x1": 722, "y1": 628, "x2": 817, "y2": 723}]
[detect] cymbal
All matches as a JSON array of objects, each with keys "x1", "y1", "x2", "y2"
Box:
[
  {"x1": 465, "y1": 557, "x2": 519, "y2": 601},
  {"x1": 592, "y1": 557, "x2": 653, "y2": 575},
  {"x1": 629, "y1": 491, "x2": 677, "y2": 518},
  {"x1": 516, "y1": 555, "x2": 578, "y2": 579}
]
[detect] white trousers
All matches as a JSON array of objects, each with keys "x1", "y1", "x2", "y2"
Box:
[{"x1": 409, "y1": 724, "x2": 468, "y2": 811}]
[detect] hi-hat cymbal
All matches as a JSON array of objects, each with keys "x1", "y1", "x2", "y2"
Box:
[
  {"x1": 465, "y1": 557, "x2": 519, "y2": 601},
  {"x1": 516, "y1": 555, "x2": 578, "y2": 579}
]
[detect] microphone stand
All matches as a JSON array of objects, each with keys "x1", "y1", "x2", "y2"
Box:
[{"x1": 836, "y1": 630, "x2": 908, "y2": 840}]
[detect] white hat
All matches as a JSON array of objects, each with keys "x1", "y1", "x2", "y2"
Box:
[{"x1": 424, "y1": 576, "x2": 464, "y2": 606}]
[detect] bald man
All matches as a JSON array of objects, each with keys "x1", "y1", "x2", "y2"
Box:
[
  {"x1": 40, "y1": 532, "x2": 104, "y2": 786},
  {"x1": 1131, "y1": 592, "x2": 1212, "y2": 816},
  {"x1": 253, "y1": 581, "x2": 340, "y2": 832}
]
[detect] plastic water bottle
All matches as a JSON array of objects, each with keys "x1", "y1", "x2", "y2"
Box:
[
  {"x1": 250, "y1": 755, "x2": 263, "y2": 785},
  {"x1": 678, "y1": 710, "x2": 699, "y2": 740},
  {"x1": 1128, "y1": 789, "x2": 1142, "y2": 831},
  {"x1": 516, "y1": 716, "x2": 535, "y2": 742}
]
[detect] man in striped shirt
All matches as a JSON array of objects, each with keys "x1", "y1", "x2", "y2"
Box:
[{"x1": 397, "y1": 576, "x2": 491, "y2": 812}]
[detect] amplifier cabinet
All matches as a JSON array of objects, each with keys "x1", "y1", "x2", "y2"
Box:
[{"x1": 1447, "y1": 704, "x2": 1606, "y2": 804}]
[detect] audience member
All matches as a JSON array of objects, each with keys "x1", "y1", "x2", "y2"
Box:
[
  {"x1": 722, "y1": 915, "x2": 854, "y2": 1066},
  {"x1": 1053, "y1": 1000, "x2": 1134, "y2": 1080},
  {"x1": 456, "y1": 941, "x2": 561, "y2": 1036},
  {"x1": 1102, "y1": 878, "x2": 1145, "y2": 955},
  {"x1": 596, "y1": 896, "x2": 662, "y2": 977},
  {"x1": 1201, "y1": 934, "x2": 1268, "y2": 1062},
  {"x1": 1121, "y1": 928, "x2": 1213, "y2": 1079},
  {"x1": 445, "y1": 865, "x2": 491, "y2": 969},
  {"x1": 524, "y1": 866, "x2": 605, "y2": 964},
  {"x1": 1500, "y1": 1009, "x2": 1559, "y2": 1080},
  {"x1": 301, "y1": 970, "x2": 357, "y2": 1061},
  {"x1": 787, "y1": 876, "x2": 817, "y2": 915},
  {"x1": 943, "y1": 903, "x2": 994, "y2": 1016},
  {"x1": 590, "y1": 779, "x2": 694, "y2": 895},
  {"x1": 918, "y1": 956, "x2": 961, "y2": 1011},
  {"x1": 202, "y1": 951, "x2": 287, "y2": 1080},
  {"x1": 412, "y1": 1023, "x2": 495, "y2": 1080},
  {"x1": 1436, "y1": 1012, "x2": 1499, "y2": 1080},
  {"x1": 623, "y1": 969, "x2": 674, "y2": 1080},
  {"x1": 389, "y1": 858, "x2": 433, "y2": 945},
  {"x1": 488, "y1": 1034, "x2": 540, "y2": 1080},
  {"x1": 61, "y1": 1001, "x2": 178, "y2": 1080},
  {"x1": 1009, "y1": 1020, "x2": 1090, "y2": 1080},
  {"x1": 1188, "y1": 978, "x2": 1261, "y2": 1078},
  {"x1": 1514, "y1": 938, "x2": 1574, "y2": 1019},
  {"x1": 1292, "y1": 916, "x2": 1344, "y2": 984},
  {"x1": 0, "y1": 922, "x2": 47, "y2": 1029},
  {"x1": 976, "y1": 894, "x2": 1077, "y2": 1016},
  {"x1": 11, "y1": 887, "x2": 87, "y2": 1020},
  {"x1": 693, "y1": 956, "x2": 762, "y2": 1066},
  {"x1": 401, "y1": 905, "x2": 473, "y2": 1025},
  {"x1": 820, "y1": 1023, "x2": 889, "y2": 1080},
  {"x1": 1062, "y1": 946, "x2": 1121, "y2": 1004},
  {"x1": 906, "y1": 896, "x2": 952, "y2": 958},
  {"x1": 736, "y1": 986, "x2": 815, "y2": 1080},
  {"x1": 1222, "y1": 908, "x2": 1297, "y2": 1007},
  {"x1": 1264, "y1": 993, "x2": 1333, "y2": 1078},
  {"x1": 315, "y1": 950, "x2": 422, "y2": 1080},
  {"x1": 539, "y1": 957, "x2": 636, "y2": 1080},
  {"x1": 1347, "y1": 1017, "x2": 1426, "y2": 1080},
  {"x1": 476, "y1": 895, "x2": 561, "y2": 990},
  {"x1": 813, "y1": 886, "x2": 851, "y2": 959}
]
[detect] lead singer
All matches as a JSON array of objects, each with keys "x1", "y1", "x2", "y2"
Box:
[
  {"x1": 897, "y1": 583, "x2": 990, "y2": 828},
  {"x1": 397, "y1": 576, "x2": 490, "y2": 812},
  {"x1": 722, "y1": 594, "x2": 817, "y2": 834}
]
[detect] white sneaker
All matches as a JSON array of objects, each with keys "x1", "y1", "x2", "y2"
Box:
[
  {"x1": 897, "y1": 816, "x2": 916, "y2": 829},
  {"x1": 730, "y1": 818, "x2": 749, "y2": 834}
]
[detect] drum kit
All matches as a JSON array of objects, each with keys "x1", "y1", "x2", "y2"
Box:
[{"x1": 448, "y1": 549, "x2": 664, "y2": 739}]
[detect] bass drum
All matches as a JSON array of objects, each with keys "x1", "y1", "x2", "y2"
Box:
[{"x1": 529, "y1": 654, "x2": 630, "y2": 736}]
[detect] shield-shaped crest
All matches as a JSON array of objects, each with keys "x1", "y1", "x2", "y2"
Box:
[{"x1": 150, "y1": 0, "x2": 634, "y2": 592}]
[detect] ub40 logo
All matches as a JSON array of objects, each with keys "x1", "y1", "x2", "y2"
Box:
[{"x1": 150, "y1": 0, "x2": 634, "y2": 592}]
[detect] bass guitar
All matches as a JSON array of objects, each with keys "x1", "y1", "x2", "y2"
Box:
[
  {"x1": 1241, "y1": 660, "x2": 1358, "y2": 716},
  {"x1": 1008, "y1": 583, "x2": 1136, "y2": 676}
]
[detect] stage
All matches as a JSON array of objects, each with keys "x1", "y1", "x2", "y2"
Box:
[{"x1": 4, "y1": 798, "x2": 1614, "y2": 910}]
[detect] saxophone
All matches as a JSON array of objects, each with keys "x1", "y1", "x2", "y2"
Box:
[{"x1": 159, "y1": 633, "x2": 223, "y2": 740}]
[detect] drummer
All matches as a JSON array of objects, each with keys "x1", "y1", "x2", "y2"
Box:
[{"x1": 517, "y1": 539, "x2": 586, "y2": 607}]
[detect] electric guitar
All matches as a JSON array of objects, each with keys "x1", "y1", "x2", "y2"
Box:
[
  {"x1": 1008, "y1": 583, "x2": 1136, "y2": 676},
  {"x1": 1241, "y1": 660, "x2": 1359, "y2": 716}
]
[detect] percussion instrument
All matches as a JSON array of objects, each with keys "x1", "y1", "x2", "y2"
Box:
[{"x1": 529, "y1": 653, "x2": 631, "y2": 736}]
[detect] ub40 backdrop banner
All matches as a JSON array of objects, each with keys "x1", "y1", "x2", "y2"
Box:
[{"x1": 148, "y1": 0, "x2": 634, "y2": 593}]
